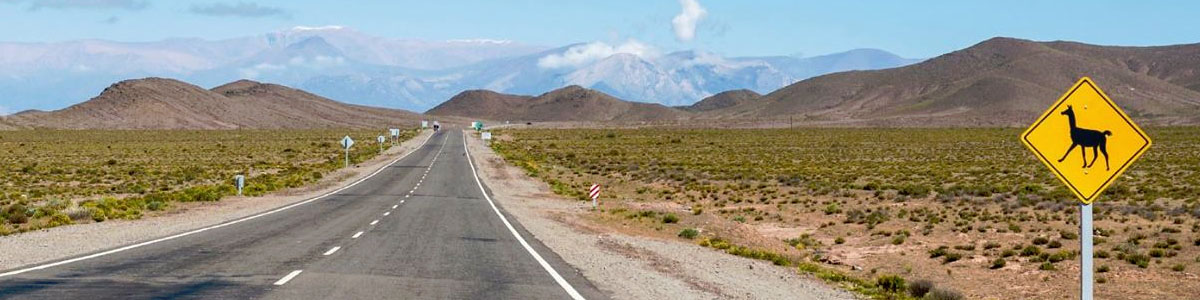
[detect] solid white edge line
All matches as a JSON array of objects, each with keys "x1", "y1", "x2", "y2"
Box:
[
  {"x1": 352, "y1": 231, "x2": 364, "y2": 239},
  {"x1": 273, "y1": 269, "x2": 303, "y2": 285},
  {"x1": 323, "y1": 246, "x2": 341, "y2": 256},
  {"x1": 461, "y1": 131, "x2": 586, "y2": 300},
  {"x1": 0, "y1": 131, "x2": 437, "y2": 278}
]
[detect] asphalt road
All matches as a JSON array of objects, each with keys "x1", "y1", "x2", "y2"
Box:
[{"x1": 0, "y1": 129, "x2": 605, "y2": 300}]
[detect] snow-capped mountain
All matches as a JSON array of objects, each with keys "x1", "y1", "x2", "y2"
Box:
[{"x1": 0, "y1": 27, "x2": 920, "y2": 112}]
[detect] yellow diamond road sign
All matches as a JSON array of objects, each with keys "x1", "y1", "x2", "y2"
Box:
[{"x1": 1021, "y1": 77, "x2": 1150, "y2": 204}]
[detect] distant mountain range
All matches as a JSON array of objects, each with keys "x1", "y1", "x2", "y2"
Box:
[
  {"x1": 4, "y1": 36, "x2": 1197, "y2": 129},
  {"x1": 431, "y1": 37, "x2": 1200, "y2": 127},
  {"x1": 1, "y1": 78, "x2": 423, "y2": 129},
  {"x1": 705, "y1": 37, "x2": 1200, "y2": 126},
  {"x1": 0, "y1": 26, "x2": 919, "y2": 113}
]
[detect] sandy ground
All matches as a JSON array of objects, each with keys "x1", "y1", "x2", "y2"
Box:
[
  {"x1": 0, "y1": 130, "x2": 433, "y2": 271},
  {"x1": 465, "y1": 131, "x2": 855, "y2": 300}
]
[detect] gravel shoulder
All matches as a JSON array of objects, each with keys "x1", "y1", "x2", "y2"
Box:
[
  {"x1": 465, "y1": 131, "x2": 856, "y2": 300},
  {"x1": 0, "y1": 130, "x2": 433, "y2": 272}
]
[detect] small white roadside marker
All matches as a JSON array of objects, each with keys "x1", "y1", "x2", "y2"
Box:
[
  {"x1": 352, "y1": 231, "x2": 364, "y2": 239},
  {"x1": 370, "y1": 220, "x2": 379, "y2": 225},
  {"x1": 384, "y1": 211, "x2": 391, "y2": 216},
  {"x1": 274, "y1": 270, "x2": 303, "y2": 286},
  {"x1": 323, "y1": 247, "x2": 340, "y2": 256}
]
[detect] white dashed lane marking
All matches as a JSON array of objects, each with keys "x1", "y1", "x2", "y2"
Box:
[
  {"x1": 323, "y1": 247, "x2": 340, "y2": 256},
  {"x1": 274, "y1": 270, "x2": 303, "y2": 286},
  {"x1": 370, "y1": 220, "x2": 379, "y2": 225},
  {"x1": 352, "y1": 231, "x2": 364, "y2": 239},
  {"x1": 383, "y1": 211, "x2": 391, "y2": 216},
  {"x1": 392, "y1": 205, "x2": 398, "y2": 209}
]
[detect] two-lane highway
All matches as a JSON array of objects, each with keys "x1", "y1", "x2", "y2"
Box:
[{"x1": 0, "y1": 129, "x2": 604, "y2": 299}]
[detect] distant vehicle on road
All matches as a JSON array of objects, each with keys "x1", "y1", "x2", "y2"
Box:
[{"x1": 432, "y1": 121, "x2": 441, "y2": 131}]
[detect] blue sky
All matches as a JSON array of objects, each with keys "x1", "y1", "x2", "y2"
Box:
[{"x1": 1, "y1": 0, "x2": 1198, "y2": 58}]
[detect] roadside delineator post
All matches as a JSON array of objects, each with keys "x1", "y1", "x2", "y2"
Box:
[
  {"x1": 340, "y1": 135, "x2": 355, "y2": 168},
  {"x1": 588, "y1": 184, "x2": 601, "y2": 210},
  {"x1": 234, "y1": 174, "x2": 245, "y2": 196}
]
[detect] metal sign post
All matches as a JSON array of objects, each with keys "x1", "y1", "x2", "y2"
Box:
[
  {"x1": 377, "y1": 135, "x2": 386, "y2": 153},
  {"x1": 1080, "y1": 203, "x2": 1094, "y2": 300}
]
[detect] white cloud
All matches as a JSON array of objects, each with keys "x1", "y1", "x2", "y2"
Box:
[
  {"x1": 189, "y1": 2, "x2": 289, "y2": 19},
  {"x1": 671, "y1": 0, "x2": 707, "y2": 42},
  {"x1": 537, "y1": 40, "x2": 658, "y2": 69}
]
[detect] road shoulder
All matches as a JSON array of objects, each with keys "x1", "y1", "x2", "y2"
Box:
[{"x1": 464, "y1": 131, "x2": 856, "y2": 300}]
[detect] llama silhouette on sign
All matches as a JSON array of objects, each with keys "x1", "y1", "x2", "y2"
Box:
[{"x1": 1057, "y1": 105, "x2": 1112, "y2": 170}]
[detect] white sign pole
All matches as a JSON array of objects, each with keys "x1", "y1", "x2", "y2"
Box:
[
  {"x1": 1081, "y1": 203, "x2": 1094, "y2": 300},
  {"x1": 234, "y1": 175, "x2": 245, "y2": 196},
  {"x1": 341, "y1": 136, "x2": 354, "y2": 168}
]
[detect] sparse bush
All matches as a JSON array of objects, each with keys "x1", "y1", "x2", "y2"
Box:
[
  {"x1": 1098, "y1": 265, "x2": 1110, "y2": 273},
  {"x1": 1039, "y1": 262, "x2": 1056, "y2": 271},
  {"x1": 835, "y1": 236, "x2": 846, "y2": 244},
  {"x1": 908, "y1": 279, "x2": 934, "y2": 298},
  {"x1": 924, "y1": 287, "x2": 964, "y2": 300},
  {"x1": 1021, "y1": 245, "x2": 1041, "y2": 257},
  {"x1": 929, "y1": 246, "x2": 949, "y2": 258},
  {"x1": 990, "y1": 258, "x2": 1006, "y2": 269},
  {"x1": 942, "y1": 252, "x2": 963, "y2": 264},
  {"x1": 678, "y1": 228, "x2": 699, "y2": 239},
  {"x1": 875, "y1": 274, "x2": 906, "y2": 293},
  {"x1": 662, "y1": 213, "x2": 679, "y2": 224}
]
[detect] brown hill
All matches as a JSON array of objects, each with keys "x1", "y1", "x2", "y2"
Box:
[
  {"x1": 3, "y1": 78, "x2": 422, "y2": 129},
  {"x1": 711, "y1": 37, "x2": 1200, "y2": 126},
  {"x1": 681, "y1": 89, "x2": 760, "y2": 112},
  {"x1": 426, "y1": 85, "x2": 690, "y2": 122}
]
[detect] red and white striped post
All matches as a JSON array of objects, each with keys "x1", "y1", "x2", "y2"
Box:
[{"x1": 588, "y1": 184, "x2": 601, "y2": 210}]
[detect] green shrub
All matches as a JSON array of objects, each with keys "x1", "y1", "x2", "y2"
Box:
[
  {"x1": 875, "y1": 275, "x2": 906, "y2": 293},
  {"x1": 662, "y1": 213, "x2": 679, "y2": 224},
  {"x1": 835, "y1": 236, "x2": 846, "y2": 244},
  {"x1": 1125, "y1": 253, "x2": 1150, "y2": 268},
  {"x1": 925, "y1": 287, "x2": 965, "y2": 300},
  {"x1": 942, "y1": 252, "x2": 963, "y2": 264},
  {"x1": 990, "y1": 258, "x2": 1006, "y2": 269},
  {"x1": 1020, "y1": 245, "x2": 1041, "y2": 257},
  {"x1": 908, "y1": 279, "x2": 934, "y2": 298},
  {"x1": 929, "y1": 246, "x2": 949, "y2": 258},
  {"x1": 1172, "y1": 264, "x2": 1185, "y2": 272},
  {"x1": 1039, "y1": 262, "x2": 1056, "y2": 270},
  {"x1": 1097, "y1": 265, "x2": 1110, "y2": 273},
  {"x1": 678, "y1": 228, "x2": 699, "y2": 239},
  {"x1": 1032, "y1": 237, "x2": 1049, "y2": 245},
  {"x1": 47, "y1": 212, "x2": 72, "y2": 227}
]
